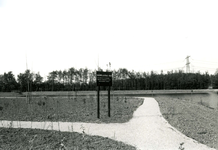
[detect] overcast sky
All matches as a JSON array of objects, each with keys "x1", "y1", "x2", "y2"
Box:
[{"x1": 0, "y1": 0, "x2": 218, "y2": 78}]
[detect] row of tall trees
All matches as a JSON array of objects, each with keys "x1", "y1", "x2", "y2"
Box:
[
  {"x1": 211, "y1": 69, "x2": 218, "y2": 89},
  {"x1": 112, "y1": 69, "x2": 211, "y2": 90},
  {"x1": 0, "y1": 67, "x2": 217, "y2": 92}
]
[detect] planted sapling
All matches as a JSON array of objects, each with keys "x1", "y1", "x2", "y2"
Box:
[{"x1": 179, "y1": 142, "x2": 185, "y2": 150}]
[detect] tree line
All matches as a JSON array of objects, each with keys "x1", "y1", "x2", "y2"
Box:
[{"x1": 0, "y1": 67, "x2": 218, "y2": 92}]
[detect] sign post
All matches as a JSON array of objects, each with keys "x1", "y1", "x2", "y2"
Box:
[
  {"x1": 97, "y1": 86, "x2": 100, "y2": 118},
  {"x1": 96, "y1": 71, "x2": 112, "y2": 118},
  {"x1": 108, "y1": 86, "x2": 110, "y2": 117}
]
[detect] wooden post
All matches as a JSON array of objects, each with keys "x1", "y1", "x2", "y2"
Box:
[
  {"x1": 108, "y1": 86, "x2": 110, "y2": 117},
  {"x1": 97, "y1": 86, "x2": 100, "y2": 118},
  {"x1": 96, "y1": 71, "x2": 112, "y2": 119}
]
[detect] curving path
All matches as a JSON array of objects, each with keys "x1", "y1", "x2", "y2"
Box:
[{"x1": 0, "y1": 97, "x2": 215, "y2": 150}]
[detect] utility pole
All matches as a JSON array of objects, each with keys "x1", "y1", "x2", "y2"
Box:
[
  {"x1": 98, "y1": 54, "x2": 99, "y2": 71},
  {"x1": 186, "y1": 56, "x2": 190, "y2": 73},
  {"x1": 26, "y1": 53, "x2": 30, "y2": 103}
]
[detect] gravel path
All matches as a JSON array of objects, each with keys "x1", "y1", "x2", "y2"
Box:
[{"x1": 0, "y1": 97, "x2": 215, "y2": 150}]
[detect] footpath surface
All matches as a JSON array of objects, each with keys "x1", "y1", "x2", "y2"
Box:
[{"x1": 0, "y1": 97, "x2": 215, "y2": 150}]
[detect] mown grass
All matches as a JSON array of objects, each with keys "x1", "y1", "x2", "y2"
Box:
[{"x1": 155, "y1": 94, "x2": 218, "y2": 149}]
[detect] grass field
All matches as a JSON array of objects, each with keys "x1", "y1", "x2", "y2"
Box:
[
  {"x1": 1, "y1": 90, "x2": 218, "y2": 149},
  {"x1": 155, "y1": 93, "x2": 218, "y2": 149},
  {"x1": 0, "y1": 92, "x2": 143, "y2": 149},
  {"x1": 0, "y1": 127, "x2": 136, "y2": 150},
  {"x1": 23, "y1": 89, "x2": 214, "y2": 97},
  {"x1": 0, "y1": 95, "x2": 143, "y2": 123}
]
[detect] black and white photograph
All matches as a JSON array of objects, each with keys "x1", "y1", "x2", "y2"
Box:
[{"x1": 0, "y1": 0, "x2": 218, "y2": 149}]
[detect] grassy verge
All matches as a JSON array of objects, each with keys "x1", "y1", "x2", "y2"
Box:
[
  {"x1": 155, "y1": 95, "x2": 218, "y2": 149},
  {"x1": 18, "y1": 89, "x2": 212, "y2": 98},
  {"x1": 0, "y1": 127, "x2": 136, "y2": 150},
  {"x1": 0, "y1": 92, "x2": 23, "y2": 97}
]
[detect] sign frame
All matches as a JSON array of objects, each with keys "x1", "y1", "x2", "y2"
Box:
[
  {"x1": 96, "y1": 71, "x2": 112, "y2": 118},
  {"x1": 96, "y1": 71, "x2": 112, "y2": 86}
]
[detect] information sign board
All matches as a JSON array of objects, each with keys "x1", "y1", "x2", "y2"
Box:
[
  {"x1": 96, "y1": 71, "x2": 112, "y2": 118},
  {"x1": 96, "y1": 71, "x2": 112, "y2": 86}
]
